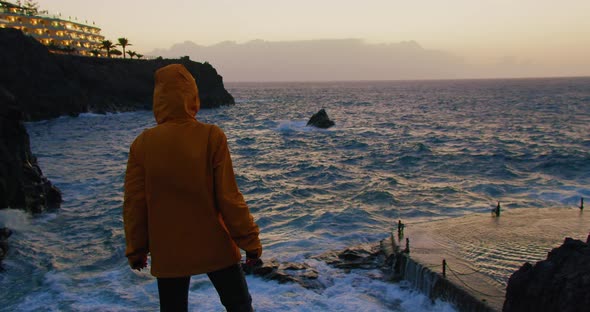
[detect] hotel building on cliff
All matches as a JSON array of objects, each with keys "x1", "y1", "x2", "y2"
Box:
[{"x1": 0, "y1": 0, "x2": 104, "y2": 56}]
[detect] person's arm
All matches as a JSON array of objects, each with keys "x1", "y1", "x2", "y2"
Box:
[
  {"x1": 211, "y1": 126, "x2": 262, "y2": 258},
  {"x1": 123, "y1": 134, "x2": 149, "y2": 270}
]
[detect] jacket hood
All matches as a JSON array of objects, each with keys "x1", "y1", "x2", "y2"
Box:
[{"x1": 153, "y1": 64, "x2": 200, "y2": 124}]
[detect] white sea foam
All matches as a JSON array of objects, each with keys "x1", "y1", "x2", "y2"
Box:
[
  {"x1": 79, "y1": 112, "x2": 116, "y2": 118},
  {"x1": 0, "y1": 209, "x2": 31, "y2": 231},
  {"x1": 277, "y1": 120, "x2": 309, "y2": 132},
  {"x1": 276, "y1": 120, "x2": 335, "y2": 132}
]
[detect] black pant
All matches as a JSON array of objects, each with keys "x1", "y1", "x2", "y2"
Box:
[{"x1": 157, "y1": 264, "x2": 253, "y2": 312}]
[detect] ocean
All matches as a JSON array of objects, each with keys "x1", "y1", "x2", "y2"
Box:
[{"x1": 1, "y1": 77, "x2": 589, "y2": 311}]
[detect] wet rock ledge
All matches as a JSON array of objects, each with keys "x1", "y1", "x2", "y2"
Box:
[{"x1": 242, "y1": 241, "x2": 394, "y2": 291}]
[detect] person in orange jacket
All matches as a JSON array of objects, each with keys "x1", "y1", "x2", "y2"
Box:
[{"x1": 123, "y1": 63, "x2": 262, "y2": 312}]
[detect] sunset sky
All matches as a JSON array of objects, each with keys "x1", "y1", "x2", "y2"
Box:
[{"x1": 34, "y1": 0, "x2": 590, "y2": 80}]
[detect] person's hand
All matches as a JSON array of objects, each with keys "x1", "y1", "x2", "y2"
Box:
[
  {"x1": 130, "y1": 253, "x2": 148, "y2": 271},
  {"x1": 245, "y1": 257, "x2": 262, "y2": 267},
  {"x1": 243, "y1": 251, "x2": 262, "y2": 273}
]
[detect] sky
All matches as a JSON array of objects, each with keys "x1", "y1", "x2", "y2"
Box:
[{"x1": 33, "y1": 0, "x2": 590, "y2": 81}]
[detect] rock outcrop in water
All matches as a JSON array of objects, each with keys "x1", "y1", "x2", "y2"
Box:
[
  {"x1": 0, "y1": 94, "x2": 62, "y2": 213},
  {"x1": 242, "y1": 259, "x2": 322, "y2": 290},
  {"x1": 242, "y1": 242, "x2": 392, "y2": 290},
  {"x1": 503, "y1": 237, "x2": 590, "y2": 312},
  {"x1": 306, "y1": 109, "x2": 335, "y2": 129},
  {"x1": 0, "y1": 228, "x2": 12, "y2": 270},
  {"x1": 0, "y1": 28, "x2": 234, "y2": 121},
  {"x1": 314, "y1": 242, "x2": 392, "y2": 271}
]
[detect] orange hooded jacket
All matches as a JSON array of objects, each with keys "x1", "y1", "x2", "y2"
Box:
[{"x1": 123, "y1": 64, "x2": 261, "y2": 278}]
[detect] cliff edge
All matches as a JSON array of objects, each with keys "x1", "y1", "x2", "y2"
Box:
[
  {"x1": 0, "y1": 28, "x2": 235, "y2": 121},
  {"x1": 0, "y1": 91, "x2": 62, "y2": 213}
]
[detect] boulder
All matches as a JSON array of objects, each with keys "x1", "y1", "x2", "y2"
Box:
[
  {"x1": 503, "y1": 237, "x2": 590, "y2": 312},
  {"x1": 307, "y1": 109, "x2": 335, "y2": 129}
]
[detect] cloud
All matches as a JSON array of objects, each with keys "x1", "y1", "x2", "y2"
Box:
[{"x1": 149, "y1": 39, "x2": 467, "y2": 82}]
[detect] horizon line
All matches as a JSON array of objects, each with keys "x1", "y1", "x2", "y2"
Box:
[{"x1": 223, "y1": 75, "x2": 590, "y2": 84}]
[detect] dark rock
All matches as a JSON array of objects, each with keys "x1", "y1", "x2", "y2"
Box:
[
  {"x1": 503, "y1": 237, "x2": 590, "y2": 312},
  {"x1": 0, "y1": 228, "x2": 12, "y2": 270},
  {"x1": 242, "y1": 259, "x2": 322, "y2": 290},
  {"x1": 240, "y1": 241, "x2": 398, "y2": 291},
  {"x1": 0, "y1": 28, "x2": 234, "y2": 121},
  {"x1": 0, "y1": 92, "x2": 62, "y2": 213},
  {"x1": 306, "y1": 109, "x2": 335, "y2": 129},
  {"x1": 314, "y1": 242, "x2": 388, "y2": 271}
]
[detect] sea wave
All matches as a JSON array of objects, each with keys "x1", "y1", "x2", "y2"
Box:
[{"x1": 3, "y1": 78, "x2": 589, "y2": 311}]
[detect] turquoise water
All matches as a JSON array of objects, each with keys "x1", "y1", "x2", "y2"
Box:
[{"x1": 1, "y1": 78, "x2": 589, "y2": 311}]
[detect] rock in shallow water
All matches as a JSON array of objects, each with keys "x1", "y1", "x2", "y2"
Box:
[
  {"x1": 243, "y1": 242, "x2": 393, "y2": 290},
  {"x1": 313, "y1": 242, "x2": 392, "y2": 271},
  {"x1": 306, "y1": 109, "x2": 335, "y2": 129},
  {"x1": 242, "y1": 259, "x2": 322, "y2": 290},
  {"x1": 0, "y1": 228, "x2": 12, "y2": 271},
  {"x1": 0, "y1": 93, "x2": 62, "y2": 213}
]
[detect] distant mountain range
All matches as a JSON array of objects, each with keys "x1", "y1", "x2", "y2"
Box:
[
  {"x1": 149, "y1": 38, "x2": 590, "y2": 82},
  {"x1": 149, "y1": 39, "x2": 467, "y2": 81}
]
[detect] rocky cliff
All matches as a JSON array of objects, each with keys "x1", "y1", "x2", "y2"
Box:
[
  {"x1": 0, "y1": 91, "x2": 62, "y2": 213},
  {"x1": 503, "y1": 236, "x2": 590, "y2": 312},
  {"x1": 0, "y1": 28, "x2": 235, "y2": 121}
]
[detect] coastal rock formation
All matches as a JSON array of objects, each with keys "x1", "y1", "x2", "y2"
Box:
[
  {"x1": 0, "y1": 92, "x2": 62, "y2": 213},
  {"x1": 0, "y1": 28, "x2": 234, "y2": 121},
  {"x1": 314, "y1": 242, "x2": 392, "y2": 271},
  {"x1": 242, "y1": 259, "x2": 322, "y2": 290},
  {"x1": 503, "y1": 237, "x2": 590, "y2": 312},
  {"x1": 0, "y1": 228, "x2": 12, "y2": 270},
  {"x1": 307, "y1": 109, "x2": 335, "y2": 129},
  {"x1": 243, "y1": 242, "x2": 393, "y2": 290}
]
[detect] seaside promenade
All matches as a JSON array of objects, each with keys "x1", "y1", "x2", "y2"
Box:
[{"x1": 389, "y1": 207, "x2": 589, "y2": 311}]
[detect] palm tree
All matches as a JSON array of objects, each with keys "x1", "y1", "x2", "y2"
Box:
[
  {"x1": 117, "y1": 38, "x2": 131, "y2": 59},
  {"x1": 101, "y1": 40, "x2": 115, "y2": 58},
  {"x1": 136, "y1": 53, "x2": 144, "y2": 60},
  {"x1": 126, "y1": 50, "x2": 137, "y2": 59},
  {"x1": 23, "y1": 0, "x2": 40, "y2": 14},
  {"x1": 110, "y1": 49, "x2": 122, "y2": 58}
]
